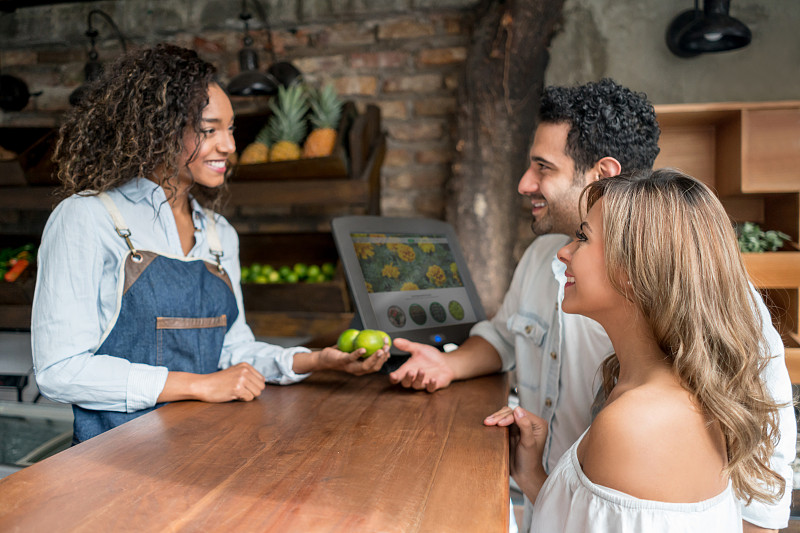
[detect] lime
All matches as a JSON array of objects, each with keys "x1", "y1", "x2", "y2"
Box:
[
  {"x1": 250, "y1": 262, "x2": 262, "y2": 276},
  {"x1": 307, "y1": 264, "x2": 321, "y2": 279},
  {"x1": 278, "y1": 265, "x2": 292, "y2": 278},
  {"x1": 241, "y1": 266, "x2": 251, "y2": 282},
  {"x1": 293, "y1": 262, "x2": 308, "y2": 279},
  {"x1": 267, "y1": 270, "x2": 281, "y2": 283},
  {"x1": 337, "y1": 328, "x2": 361, "y2": 352},
  {"x1": 284, "y1": 272, "x2": 299, "y2": 284},
  {"x1": 354, "y1": 329, "x2": 391, "y2": 358},
  {"x1": 321, "y1": 262, "x2": 336, "y2": 277},
  {"x1": 254, "y1": 275, "x2": 268, "y2": 284}
]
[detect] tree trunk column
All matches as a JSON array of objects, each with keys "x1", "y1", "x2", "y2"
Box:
[{"x1": 448, "y1": 0, "x2": 565, "y2": 316}]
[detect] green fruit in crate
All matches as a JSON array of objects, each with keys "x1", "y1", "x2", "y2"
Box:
[
  {"x1": 278, "y1": 265, "x2": 292, "y2": 278},
  {"x1": 267, "y1": 270, "x2": 281, "y2": 283},
  {"x1": 354, "y1": 329, "x2": 391, "y2": 358},
  {"x1": 293, "y1": 262, "x2": 308, "y2": 279},
  {"x1": 321, "y1": 262, "x2": 336, "y2": 277},
  {"x1": 254, "y1": 275, "x2": 268, "y2": 284},
  {"x1": 306, "y1": 264, "x2": 321, "y2": 279},
  {"x1": 241, "y1": 266, "x2": 251, "y2": 282},
  {"x1": 284, "y1": 272, "x2": 299, "y2": 284},
  {"x1": 337, "y1": 328, "x2": 361, "y2": 352}
]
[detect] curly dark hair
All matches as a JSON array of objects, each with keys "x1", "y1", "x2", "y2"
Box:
[
  {"x1": 539, "y1": 78, "x2": 660, "y2": 175},
  {"x1": 53, "y1": 43, "x2": 226, "y2": 209}
]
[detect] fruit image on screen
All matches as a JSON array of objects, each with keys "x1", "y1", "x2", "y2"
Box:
[
  {"x1": 387, "y1": 305, "x2": 406, "y2": 328},
  {"x1": 351, "y1": 233, "x2": 464, "y2": 293},
  {"x1": 409, "y1": 303, "x2": 427, "y2": 325},
  {"x1": 448, "y1": 300, "x2": 464, "y2": 321},
  {"x1": 429, "y1": 302, "x2": 446, "y2": 323}
]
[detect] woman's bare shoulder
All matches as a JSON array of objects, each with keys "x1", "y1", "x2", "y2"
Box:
[{"x1": 580, "y1": 385, "x2": 726, "y2": 502}]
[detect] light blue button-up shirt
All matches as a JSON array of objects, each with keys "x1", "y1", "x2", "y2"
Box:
[{"x1": 32, "y1": 178, "x2": 310, "y2": 413}]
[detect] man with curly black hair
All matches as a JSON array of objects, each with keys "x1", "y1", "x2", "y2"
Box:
[{"x1": 389, "y1": 79, "x2": 793, "y2": 533}]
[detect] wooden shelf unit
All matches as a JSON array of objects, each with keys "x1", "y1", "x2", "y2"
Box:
[
  {"x1": 0, "y1": 103, "x2": 386, "y2": 349},
  {"x1": 655, "y1": 101, "x2": 800, "y2": 380}
]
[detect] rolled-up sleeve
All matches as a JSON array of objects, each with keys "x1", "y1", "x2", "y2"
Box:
[{"x1": 32, "y1": 196, "x2": 169, "y2": 412}]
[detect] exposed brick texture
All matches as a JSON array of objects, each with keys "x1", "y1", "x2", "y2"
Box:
[{"x1": 0, "y1": 0, "x2": 477, "y2": 232}]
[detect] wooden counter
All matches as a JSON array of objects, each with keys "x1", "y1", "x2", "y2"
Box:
[{"x1": 0, "y1": 371, "x2": 510, "y2": 532}]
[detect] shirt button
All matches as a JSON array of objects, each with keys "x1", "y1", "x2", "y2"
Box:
[
  {"x1": 550, "y1": 351, "x2": 557, "y2": 360},
  {"x1": 545, "y1": 398, "x2": 553, "y2": 407},
  {"x1": 524, "y1": 325, "x2": 532, "y2": 334}
]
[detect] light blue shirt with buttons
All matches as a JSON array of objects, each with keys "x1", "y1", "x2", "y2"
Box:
[{"x1": 32, "y1": 178, "x2": 310, "y2": 414}]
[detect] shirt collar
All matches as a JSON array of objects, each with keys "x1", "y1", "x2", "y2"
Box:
[{"x1": 116, "y1": 178, "x2": 207, "y2": 224}]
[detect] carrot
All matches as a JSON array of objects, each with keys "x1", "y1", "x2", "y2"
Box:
[{"x1": 4, "y1": 258, "x2": 29, "y2": 282}]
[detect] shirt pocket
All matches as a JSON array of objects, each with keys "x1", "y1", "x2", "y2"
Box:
[
  {"x1": 507, "y1": 312, "x2": 549, "y2": 392},
  {"x1": 507, "y1": 313, "x2": 548, "y2": 345},
  {"x1": 156, "y1": 315, "x2": 227, "y2": 374}
]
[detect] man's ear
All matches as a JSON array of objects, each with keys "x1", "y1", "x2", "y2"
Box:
[{"x1": 594, "y1": 157, "x2": 622, "y2": 180}]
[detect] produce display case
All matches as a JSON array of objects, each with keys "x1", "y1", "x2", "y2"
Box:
[
  {"x1": 226, "y1": 99, "x2": 386, "y2": 347},
  {"x1": 231, "y1": 101, "x2": 357, "y2": 181},
  {"x1": 0, "y1": 236, "x2": 38, "y2": 331},
  {"x1": 238, "y1": 232, "x2": 354, "y2": 348}
]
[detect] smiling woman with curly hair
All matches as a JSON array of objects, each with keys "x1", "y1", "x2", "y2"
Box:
[
  {"x1": 54, "y1": 43, "x2": 223, "y2": 209},
  {"x1": 34, "y1": 43, "x2": 389, "y2": 444}
]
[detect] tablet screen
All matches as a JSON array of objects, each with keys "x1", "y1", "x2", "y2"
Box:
[
  {"x1": 349, "y1": 232, "x2": 479, "y2": 334},
  {"x1": 333, "y1": 216, "x2": 485, "y2": 352}
]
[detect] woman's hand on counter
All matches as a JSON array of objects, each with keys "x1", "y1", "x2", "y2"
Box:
[
  {"x1": 484, "y1": 405, "x2": 549, "y2": 502},
  {"x1": 293, "y1": 344, "x2": 390, "y2": 375},
  {"x1": 159, "y1": 363, "x2": 266, "y2": 403}
]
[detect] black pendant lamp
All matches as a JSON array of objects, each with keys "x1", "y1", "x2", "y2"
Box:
[
  {"x1": 667, "y1": 0, "x2": 751, "y2": 58},
  {"x1": 227, "y1": 1, "x2": 278, "y2": 96},
  {"x1": 69, "y1": 9, "x2": 127, "y2": 106},
  {"x1": 0, "y1": 73, "x2": 30, "y2": 112}
]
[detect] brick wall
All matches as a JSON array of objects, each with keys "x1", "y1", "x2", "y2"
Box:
[{"x1": 0, "y1": 0, "x2": 479, "y2": 234}]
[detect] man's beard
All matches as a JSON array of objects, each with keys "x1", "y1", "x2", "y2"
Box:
[{"x1": 531, "y1": 214, "x2": 553, "y2": 236}]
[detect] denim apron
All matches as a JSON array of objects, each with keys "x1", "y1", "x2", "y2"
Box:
[{"x1": 72, "y1": 192, "x2": 239, "y2": 444}]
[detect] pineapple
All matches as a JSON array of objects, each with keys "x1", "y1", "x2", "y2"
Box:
[
  {"x1": 238, "y1": 125, "x2": 271, "y2": 164},
  {"x1": 303, "y1": 84, "x2": 343, "y2": 158},
  {"x1": 267, "y1": 84, "x2": 308, "y2": 162}
]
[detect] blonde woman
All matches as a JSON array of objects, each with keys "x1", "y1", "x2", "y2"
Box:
[{"x1": 485, "y1": 169, "x2": 787, "y2": 531}]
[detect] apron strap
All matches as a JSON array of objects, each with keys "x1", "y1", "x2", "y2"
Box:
[
  {"x1": 203, "y1": 208, "x2": 225, "y2": 272},
  {"x1": 97, "y1": 192, "x2": 140, "y2": 260},
  {"x1": 97, "y1": 191, "x2": 225, "y2": 270}
]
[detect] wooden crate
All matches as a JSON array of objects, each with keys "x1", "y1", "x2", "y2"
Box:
[{"x1": 231, "y1": 101, "x2": 357, "y2": 181}]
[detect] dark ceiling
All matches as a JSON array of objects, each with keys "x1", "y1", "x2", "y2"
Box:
[{"x1": 1, "y1": 0, "x2": 109, "y2": 13}]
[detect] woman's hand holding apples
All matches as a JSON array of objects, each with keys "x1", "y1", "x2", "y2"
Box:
[{"x1": 313, "y1": 342, "x2": 390, "y2": 375}]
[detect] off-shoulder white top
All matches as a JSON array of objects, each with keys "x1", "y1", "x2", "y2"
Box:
[{"x1": 530, "y1": 429, "x2": 741, "y2": 532}]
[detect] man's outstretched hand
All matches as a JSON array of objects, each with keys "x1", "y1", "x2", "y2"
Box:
[{"x1": 388, "y1": 338, "x2": 455, "y2": 392}]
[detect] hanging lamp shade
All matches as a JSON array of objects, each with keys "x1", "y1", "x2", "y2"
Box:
[
  {"x1": 226, "y1": 8, "x2": 278, "y2": 97},
  {"x1": 666, "y1": 0, "x2": 751, "y2": 58}
]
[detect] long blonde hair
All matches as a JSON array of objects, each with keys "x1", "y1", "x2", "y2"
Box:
[{"x1": 586, "y1": 168, "x2": 784, "y2": 504}]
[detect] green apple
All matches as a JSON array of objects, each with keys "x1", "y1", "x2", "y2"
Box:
[
  {"x1": 337, "y1": 328, "x2": 361, "y2": 352},
  {"x1": 354, "y1": 329, "x2": 391, "y2": 358}
]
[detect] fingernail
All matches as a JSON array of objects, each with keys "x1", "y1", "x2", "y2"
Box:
[{"x1": 514, "y1": 407, "x2": 524, "y2": 418}]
